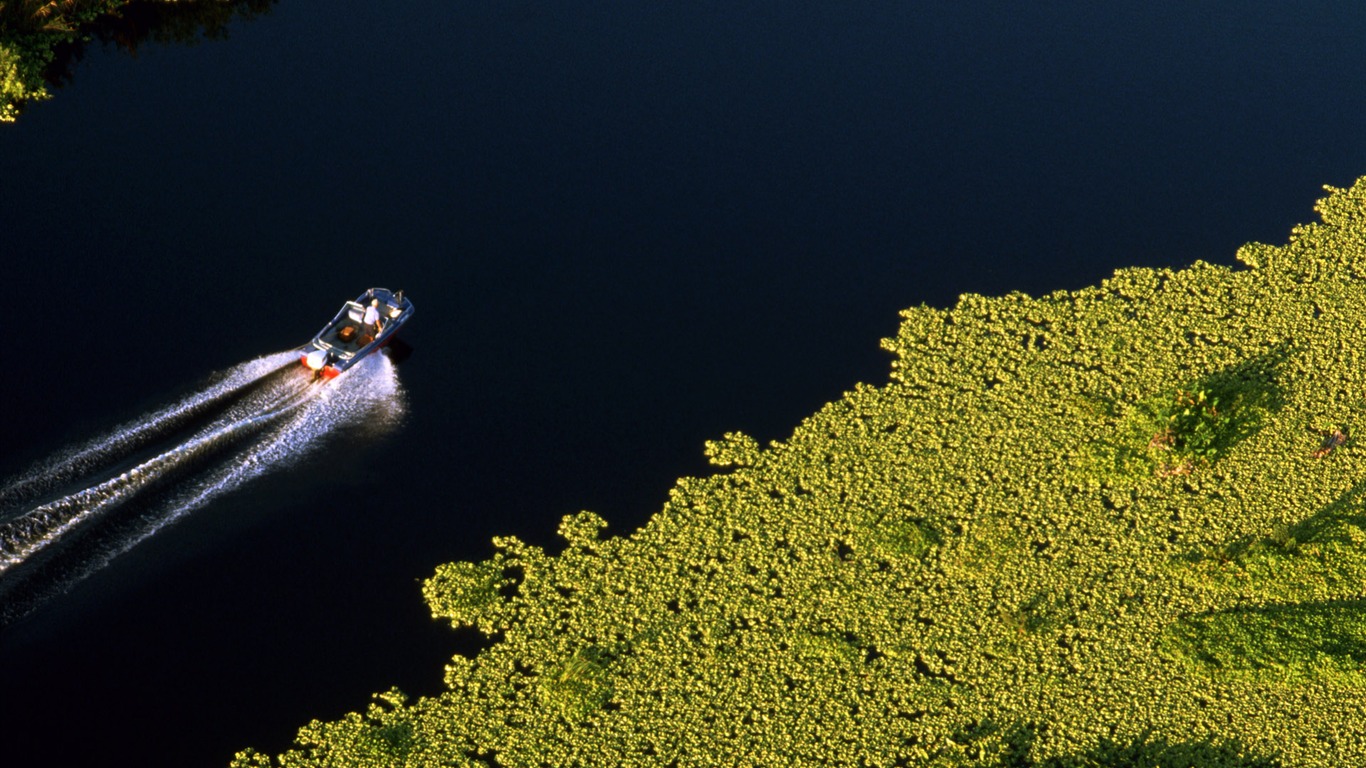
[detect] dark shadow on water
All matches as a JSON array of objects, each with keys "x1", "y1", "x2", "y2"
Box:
[
  {"x1": 385, "y1": 337, "x2": 415, "y2": 366},
  {"x1": 1195, "y1": 472, "x2": 1366, "y2": 566},
  {"x1": 1289, "y1": 476, "x2": 1366, "y2": 547},
  {"x1": 1040, "y1": 733, "x2": 1280, "y2": 768},
  {"x1": 1176, "y1": 343, "x2": 1290, "y2": 458},
  {"x1": 1168, "y1": 476, "x2": 1366, "y2": 676},
  {"x1": 1170, "y1": 598, "x2": 1366, "y2": 674},
  {"x1": 968, "y1": 722, "x2": 1280, "y2": 767}
]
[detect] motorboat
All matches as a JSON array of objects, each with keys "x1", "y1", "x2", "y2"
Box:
[{"x1": 300, "y1": 287, "x2": 414, "y2": 379}]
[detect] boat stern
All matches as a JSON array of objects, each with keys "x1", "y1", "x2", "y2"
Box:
[{"x1": 301, "y1": 347, "x2": 342, "y2": 379}]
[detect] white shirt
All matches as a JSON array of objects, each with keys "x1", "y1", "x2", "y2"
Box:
[{"x1": 363, "y1": 305, "x2": 380, "y2": 326}]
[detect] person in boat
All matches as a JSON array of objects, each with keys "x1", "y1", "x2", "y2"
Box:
[{"x1": 363, "y1": 298, "x2": 385, "y2": 333}]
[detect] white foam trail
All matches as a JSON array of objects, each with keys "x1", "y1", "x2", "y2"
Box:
[
  {"x1": 0, "y1": 352, "x2": 405, "y2": 581},
  {"x1": 134, "y1": 354, "x2": 406, "y2": 541},
  {"x1": 0, "y1": 369, "x2": 315, "y2": 573},
  {"x1": 0, "y1": 351, "x2": 299, "y2": 510}
]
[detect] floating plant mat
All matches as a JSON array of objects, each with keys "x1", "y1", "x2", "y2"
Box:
[{"x1": 238, "y1": 180, "x2": 1366, "y2": 767}]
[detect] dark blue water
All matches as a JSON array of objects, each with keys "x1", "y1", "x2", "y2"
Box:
[{"x1": 3, "y1": 2, "x2": 1366, "y2": 766}]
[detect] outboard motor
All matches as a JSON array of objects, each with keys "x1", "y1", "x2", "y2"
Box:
[{"x1": 303, "y1": 348, "x2": 329, "y2": 373}]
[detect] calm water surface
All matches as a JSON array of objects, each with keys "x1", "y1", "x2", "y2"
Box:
[{"x1": 3, "y1": 2, "x2": 1366, "y2": 766}]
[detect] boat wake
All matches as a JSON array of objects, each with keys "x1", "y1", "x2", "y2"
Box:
[{"x1": 0, "y1": 350, "x2": 405, "y2": 622}]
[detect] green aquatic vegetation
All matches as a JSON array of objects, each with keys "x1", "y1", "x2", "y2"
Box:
[
  {"x1": 234, "y1": 179, "x2": 1366, "y2": 767},
  {"x1": 1168, "y1": 599, "x2": 1366, "y2": 682},
  {"x1": 1178, "y1": 479, "x2": 1366, "y2": 624},
  {"x1": 1036, "y1": 733, "x2": 1279, "y2": 768},
  {"x1": 1087, "y1": 351, "x2": 1283, "y2": 483},
  {"x1": 541, "y1": 644, "x2": 617, "y2": 718},
  {"x1": 870, "y1": 511, "x2": 941, "y2": 559},
  {"x1": 422, "y1": 557, "x2": 515, "y2": 634}
]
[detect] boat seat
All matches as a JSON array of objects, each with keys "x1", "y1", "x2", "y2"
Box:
[
  {"x1": 337, "y1": 325, "x2": 358, "y2": 343},
  {"x1": 347, "y1": 305, "x2": 365, "y2": 323}
]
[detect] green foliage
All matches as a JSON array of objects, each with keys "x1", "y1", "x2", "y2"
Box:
[
  {"x1": 238, "y1": 179, "x2": 1366, "y2": 767},
  {"x1": 1, "y1": 0, "x2": 121, "y2": 122},
  {"x1": 0, "y1": 0, "x2": 273, "y2": 122},
  {"x1": 1156, "y1": 386, "x2": 1248, "y2": 460},
  {"x1": 1090, "y1": 354, "x2": 1282, "y2": 483},
  {"x1": 0, "y1": 40, "x2": 47, "y2": 122}
]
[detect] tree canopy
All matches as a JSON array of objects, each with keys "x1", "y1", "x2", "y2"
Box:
[
  {"x1": 235, "y1": 179, "x2": 1366, "y2": 767},
  {"x1": 0, "y1": 0, "x2": 272, "y2": 122}
]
